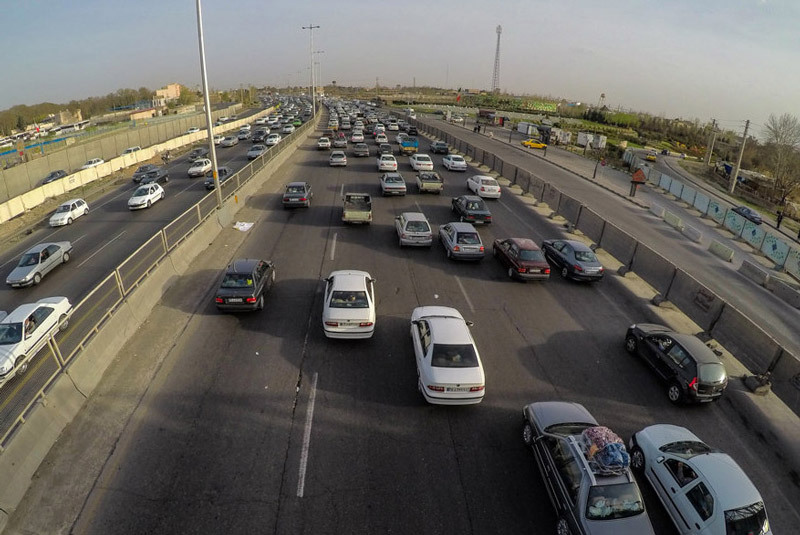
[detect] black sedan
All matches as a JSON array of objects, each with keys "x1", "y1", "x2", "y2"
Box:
[
  {"x1": 430, "y1": 141, "x2": 449, "y2": 154},
  {"x1": 731, "y1": 205, "x2": 762, "y2": 225},
  {"x1": 139, "y1": 167, "x2": 170, "y2": 185},
  {"x1": 42, "y1": 170, "x2": 68, "y2": 184},
  {"x1": 204, "y1": 167, "x2": 232, "y2": 190},
  {"x1": 188, "y1": 146, "x2": 209, "y2": 161},
  {"x1": 541, "y1": 239, "x2": 604, "y2": 281},
  {"x1": 451, "y1": 195, "x2": 492, "y2": 224},
  {"x1": 132, "y1": 164, "x2": 159, "y2": 183},
  {"x1": 214, "y1": 258, "x2": 276, "y2": 311}
]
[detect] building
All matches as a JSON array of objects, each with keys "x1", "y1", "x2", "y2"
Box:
[
  {"x1": 156, "y1": 83, "x2": 181, "y2": 102},
  {"x1": 130, "y1": 108, "x2": 157, "y2": 121},
  {"x1": 56, "y1": 109, "x2": 83, "y2": 126}
]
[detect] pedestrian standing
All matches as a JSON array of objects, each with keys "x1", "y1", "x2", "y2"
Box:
[{"x1": 776, "y1": 210, "x2": 784, "y2": 229}]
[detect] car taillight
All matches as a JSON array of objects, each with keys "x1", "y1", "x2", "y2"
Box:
[
  {"x1": 283, "y1": 197, "x2": 290, "y2": 202},
  {"x1": 480, "y1": 186, "x2": 485, "y2": 191},
  {"x1": 215, "y1": 297, "x2": 223, "y2": 303},
  {"x1": 479, "y1": 246, "x2": 484, "y2": 252},
  {"x1": 359, "y1": 322, "x2": 373, "y2": 327},
  {"x1": 485, "y1": 215, "x2": 492, "y2": 220},
  {"x1": 544, "y1": 267, "x2": 551, "y2": 274},
  {"x1": 246, "y1": 297, "x2": 257, "y2": 303},
  {"x1": 689, "y1": 377, "x2": 698, "y2": 391},
  {"x1": 574, "y1": 264, "x2": 583, "y2": 272},
  {"x1": 518, "y1": 267, "x2": 527, "y2": 273},
  {"x1": 453, "y1": 246, "x2": 460, "y2": 252},
  {"x1": 427, "y1": 385, "x2": 445, "y2": 392},
  {"x1": 400, "y1": 233, "x2": 407, "y2": 239},
  {"x1": 325, "y1": 321, "x2": 338, "y2": 327},
  {"x1": 469, "y1": 386, "x2": 485, "y2": 392},
  {"x1": 598, "y1": 266, "x2": 604, "y2": 272},
  {"x1": 299, "y1": 197, "x2": 307, "y2": 201}
]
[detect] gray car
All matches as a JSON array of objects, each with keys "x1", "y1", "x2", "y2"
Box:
[
  {"x1": 542, "y1": 239, "x2": 605, "y2": 281},
  {"x1": 438, "y1": 222, "x2": 484, "y2": 261},
  {"x1": 6, "y1": 242, "x2": 72, "y2": 287},
  {"x1": 523, "y1": 401, "x2": 656, "y2": 535},
  {"x1": 282, "y1": 182, "x2": 313, "y2": 208}
]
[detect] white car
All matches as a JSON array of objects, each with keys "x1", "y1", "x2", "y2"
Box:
[
  {"x1": 379, "y1": 172, "x2": 406, "y2": 196},
  {"x1": 329, "y1": 151, "x2": 347, "y2": 167},
  {"x1": 128, "y1": 183, "x2": 165, "y2": 210},
  {"x1": 467, "y1": 175, "x2": 501, "y2": 198},
  {"x1": 220, "y1": 136, "x2": 239, "y2": 147},
  {"x1": 322, "y1": 270, "x2": 376, "y2": 339},
  {"x1": 247, "y1": 145, "x2": 267, "y2": 160},
  {"x1": 219, "y1": 116, "x2": 230, "y2": 122},
  {"x1": 188, "y1": 158, "x2": 212, "y2": 177},
  {"x1": 377, "y1": 154, "x2": 398, "y2": 171},
  {"x1": 255, "y1": 117, "x2": 268, "y2": 125},
  {"x1": 0, "y1": 297, "x2": 72, "y2": 388},
  {"x1": 409, "y1": 154, "x2": 434, "y2": 172},
  {"x1": 80, "y1": 158, "x2": 104, "y2": 170},
  {"x1": 49, "y1": 198, "x2": 89, "y2": 227},
  {"x1": 265, "y1": 133, "x2": 282, "y2": 146},
  {"x1": 395, "y1": 212, "x2": 432, "y2": 247},
  {"x1": 350, "y1": 132, "x2": 364, "y2": 143},
  {"x1": 317, "y1": 137, "x2": 331, "y2": 150},
  {"x1": 442, "y1": 154, "x2": 468, "y2": 172},
  {"x1": 410, "y1": 306, "x2": 485, "y2": 405},
  {"x1": 386, "y1": 121, "x2": 399, "y2": 131},
  {"x1": 630, "y1": 425, "x2": 771, "y2": 535},
  {"x1": 213, "y1": 134, "x2": 224, "y2": 145},
  {"x1": 375, "y1": 133, "x2": 389, "y2": 144},
  {"x1": 281, "y1": 124, "x2": 295, "y2": 134},
  {"x1": 123, "y1": 146, "x2": 141, "y2": 154},
  {"x1": 240, "y1": 124, "x2": 251, "y2": 131},
  {"x1": 186, "y1": 127, "x2": 200, "y2": 134}
]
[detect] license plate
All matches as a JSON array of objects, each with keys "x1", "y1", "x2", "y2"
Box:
[
  {"x1": 446, "y1": 387, "x2": 469, "y2": 392},
  {"x1": 227, "y1": 298, "x2": 242, "y2": 303},
  {"x1": 531, "y1": 269, "x2": 541, "y2": 273}
]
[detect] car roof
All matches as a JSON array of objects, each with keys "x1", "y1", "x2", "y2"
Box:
[
  {"x1": 689, "y1": 454, "x2": 763, "y2": 508},
  {"x1": 528, "y1": 401, "x2": 598, "y2": 431},
  {"x1": 286, "y1": 181, "x2": 308, "y2": 188},
  {"x1": 25, "y1": 243, "x2": 53, "y2": 253},
  {"x1": 61, "y1": 198, "x2": 84, "y2": 206},
  {"x1": 448, "y1": 221, "x2": 479, "y2": 232},
  {"x1": 226, "y1": 258, "x2": 263, "y2": 274},
  {"x1": 505, "y1": 238, "x2": 540, "y2": 250},
  {"x1": 671, "y1": 333, "x2": 722, "y2": 364},
  {"x1": 460, "y1": 195, "x2": 483, "y2": 202},
  {"x1": 561, "y1": 239, "x2": 593, "y2": 252},
  {"x1": 328, "y1": 270, "x2": 371, "y2": 290},
  {"x1": 401, "y1": 212, "x2": 428, "y2": 221}
]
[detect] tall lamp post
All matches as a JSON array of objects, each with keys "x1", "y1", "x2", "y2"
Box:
[
  {"x1": 195, "y1": 0, "x2": 222, "y2": 208},
  {"x1": 314, "y1": 50, "x2": 325, "y2": 98},
  {"x1": 302, "y1": 24, "x2": 320, "y2": 116}
]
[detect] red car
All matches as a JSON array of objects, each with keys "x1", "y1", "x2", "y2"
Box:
[{"x1": 492, "y1": 238, "x2": 550, "y2": 281}]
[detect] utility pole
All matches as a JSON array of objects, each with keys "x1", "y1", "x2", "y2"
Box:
[
  {"x1": 302, "y1": 24, "x2": 320, "y2": 116},
  {"x1": 728, "y1": 120, "x2": 750, "y2": 194},
  {"x1": 194, "y1": 0, "x2": 222, "y2": 208},
  {"x1": 704, "y1": 119, "x2": 717, "y2": 166}
]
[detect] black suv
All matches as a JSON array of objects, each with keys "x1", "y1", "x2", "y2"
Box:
[
  {"x1": 407, "y1": 126, "x2": 418, "y2": 136},
  {"x1": 430, "y1": 141, "x2": 448, "y2": 154},
  {"x1": 214, "y1": 258, "x2": 276, "y2": 312},
  {"x1": 625, "y1": 324, "x2": 728, "y2": 404}
]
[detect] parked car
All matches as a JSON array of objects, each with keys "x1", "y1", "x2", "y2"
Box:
[
  {"x1": 467, "y1": 175, "x2": 501, "y2": 198},
  {"x1": 629, "y1": 424, "x2": 771, "y2": 535},
  {"x1": 439, "y1": 222, "x2": 485, "y2": 261},
  {"x1": 442, "y1": 154, "x2": 468, "y2": 172},
  {"x1": 128, "y1": 183, "x2": 165, "y2": 210},
  {"x1": 188, "y1": 146, "x2": 209, "y2": 160},
  {"x1": 139, "y1": 167, "x2": 169, "y2": 185},
  {"x1": 624, "y1": 324, "x2": 729, "y2": 404},
  {"x1": 122, "y1": 146, "x2": 141, "y2": 154},
  {"x1": 451, "y1": 195, "x2": 492, "y2": 224},
  {"x1": 247, "y1": 145, "x2": 267, "y2": 160},
  {"x1": 322, "y1": 270, "x2": 377, "y2": 339},
  {"x1": 329, "y1": 151, "x2": 348, "y2": 167},
  {"x1": 188, "y1": 158, "x2": 213, "y2": 177},
  {"x1": 416, "y1": 172, "x2": 443, "y2": 194},
  {"x1": 542, "y1": 239, "x2": 604, "y2": 281},
  {"x1": 353, "y1": 143, "x2": 370, "y2": 157},
  {"x1": 6, "y1": 242, "x2": 72, "y2": 288},
  {"x1": 522, "y1": 401, "x2": 656, "y2": 535},
  {"x1": 265, "y1": 133, "x2": 282, "y2": 146},
  {"x1": 521, "y1": 138, "x2": 547, "y2": 149},
  {"x1": 80, "y1": 158, "x2": 104, "y2": 170},
  {"x1": 493, "y1": 238, "x2": 550, "y2": 281},
  {"x1": 377, "y1": 154, "x2": 398, "y2": 171},
  {"x1": 132, "y1": 164, "x2": 160, "y2": 183},
  {"x1": 214, "y1": 259, "x2": 276, "y2": 312},
  {"x1": 395, "y1": 212, "x2": 433, "y2": 247},
  {"x1": 282, "y1": 182, "x2": 313, "y2": 208},
  {"x1": 410, "y1": 306, "x2": 485, "y2": 405},
  {"x1": 379, "y1": 172, "x2": 407, "y2": 196},
  {"x1": 49, "y1": 199, "x2": 89, "y2": 227},
  {"x1": 0, "y1": 297, "x2": 72, "y2": 388},
  {"x1": 731, "y1": 205, "x2": 763, "y2": 225},
  {"x1": 317, "y1": 137, "x2": 331, "y2": 150},
  {"x1": 203, "y1": 167, "x2": 233, "y2": 190},
  {"x1": 409, "y1": 153, "x2": 434, "y2": 171},
  {"x1": 41, "y1": 170, "x2": 68, "y2": 184},
  {"x1": 186, "y1": 127, "x2": 200, "y2": 134},
  {"x1": 430, "y1": 141, "x2": 449, "y2": 154}
]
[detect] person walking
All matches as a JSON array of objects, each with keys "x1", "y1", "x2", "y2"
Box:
[{"x1": 776, "y1": 210, "x2": 784, "y2": 229}]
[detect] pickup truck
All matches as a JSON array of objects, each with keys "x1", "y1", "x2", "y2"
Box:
[
  {"x1": 342, "y1": 193, "x2": 372, "y2": 224},
  {"x1": 400, "y1": 136, "x2": 419, "y2": 155}
]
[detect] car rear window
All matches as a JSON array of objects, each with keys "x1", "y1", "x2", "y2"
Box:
[
  {"x1": 457, "y1": 232, "x2": 481, "y2": 245},
  {"x1": 406, "y1": 221, "x2": 430, "y2": 233},
  {"x1": 0, "y1": 324, "x2": 23, "y2": 345},
  {"x1": 330, "y1": 291, "x2": 369, "y2": 308},
  {"x1": 586, "y1": 483, "x2": 645, "y2": 520},
  {"x1": 575, "y1": 250, "x2": 598, "y2": 262},
  {"x1": 221, "y1": 274, "x2": 254, "y2": 288},
  {"x1": 519, "y1": 249, "x2": 545, "y2": 261},
  {"x1": 698, "y1": 362, "x2": 727, "y2": 383},
  {"x1": 452, "y1": 156, "x2": 465, "y2": 162},
  {"x1": 431, "y1": 343, "x2": 479, "y2": 368}
]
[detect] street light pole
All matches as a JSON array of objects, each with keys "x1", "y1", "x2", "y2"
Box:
[
  {"x1": 314, "y1": 50, "x2": 325, "y2": 97},
  {"x1": 302, "y1": 24, "x2": 320, "y2": 116},
  {"x1": 195, "y1": 0, "x2": 222, "y2": 208}
]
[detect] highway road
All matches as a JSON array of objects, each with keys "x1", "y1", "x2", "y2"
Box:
[{"x1": 7, "y1": 109, "x2": 799, "y2": 534}]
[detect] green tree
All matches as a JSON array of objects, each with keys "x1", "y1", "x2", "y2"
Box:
[
  {"x1": 177, "y1": 85, "x2": 199, "y2": 105},
  {"x1": 762, "y1": 113, "x2": 800, "y2": 204},
  {"x1": 16, "y1": 115, "x2": 25, "y2": 131}
]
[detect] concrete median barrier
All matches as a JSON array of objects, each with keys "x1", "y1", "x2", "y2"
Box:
[
  {"x1": 711, "y1": 304, "x2": 782, "y2": 374},
  {"x1": 598, "y1": 223, "x2": 638, "y2": 268},
  {"x1": 556, "y1": 194, "x2": 582, "y2": 224},
  {"x1": 723, "y1": 210, "x2": 746, "y2": 236},
  {"x1": 709, "y1": 240, "x2": 735, "y2": 262},
  {"x1": 784, "y1": 248, "x2": 800, "y2": 281},
  {"x1": 630, "y1": 243, "x2": 676, "y2": 295},
  {"x1": 770, "y1": 348, "x2": 800, "y2": 416},
  {"x1": 665, "y1": 269, "x2": 725, "y2": 331},
  {"x1": 658, "y1": 173, "x2": 672, "y2": 191},
  {"x1": 575, "y1": 207, "x2": 605, "y2": 244},
  {"x1": 681, "y1": 224, "x2": 703, "y2": 243},
  {"x1": 649, "y1": 203, "x2": 665, "y2": 218},
  {"x1": 668, "y1": 179, "x2": 684, "y2": 199},
  {"x1": 679, "y1": 184, "x2": 697, "y2": 205},
  {"x1": 738, "y1": 259, "x2": 771, "y2": 286},
  {"x1": 707, "y1": 200, "x2": 726, "y2": 225},
  {"x1": 541, "y1": 183, "x2": 561, "y2": 212},
  {"x1": 515, "y1": 169, "x2": 531, "y2": 192},
  {"x1": 529, "y1": 176, "x2": 546, "y2": 200},
  {"x1": 663, "y1": 211, "x2": 684, "y2": 231},
  {"x1": 760, "y1": 234, "x2": 791, "y2": 268},
  {"x1": 693, "y1": 192, "x2": 710, "y2": 215},
  {"x1": 766, "y1": 277, "x2": 800, "y2": 309}
]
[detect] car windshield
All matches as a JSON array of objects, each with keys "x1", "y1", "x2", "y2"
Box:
[
  {"x1": 586, "y1": 483, "x2": 646, "y2": 520},
  {"x1": 431, "y1": 343, "x2": 479, "y2": 368},
  {"x1": 221, "y1": 274, "x2": 254, "y2": 288},
  {"x1": 18, "y1": 253, "x2": 40, "y2": 266},
  {"x1": 55, "y1": 205, "x2": 71, "y2": 213},
  {"x1": 286, "y1": 186, "x2": 306, "y2": 194},
  {"x1": 481, "y1": 178, "x2": 497, "y2": 186},
  {"x1": 451, "y1": 156, "x2": 465, "y2": 162},
  {"x1": 457, "y1": 232, "x2": 481, "y2": 245},
  {"x1": 466, "y1": 201, "x2": 486, "y2": 211},
  {"x1": 659, "y1": 440, "x2": 714, "y2": 457},
  {"x1": 575, "y1": 250, "x2": 598, "y2": 262},
  {"x1": 420, "y1": 174, "x2": 440, "y2": 182},
  {"x1": 417, "y1": 156, "x2": 431, "y2": 162},
  {"x1": 406, "y1": 221, "x2": 430, "y2": 233},
  {"x1": 698, "y1": 362, "x2": 727, "y2": 383},
  {"x1": 725, "y1": 501, "x2": 768, "y2": 535},
  {"x1": 519, "y1": 249, "x2": 546, "y2": 261},
  {"x1": 0, "y1": 323, "x2": 23, "y2": 345},
  {"x1": 329, "y1": 291, "x2": 369, "y2": 308},
  {"x1": 385, "y1": 175, "x2": 403, "y2": 183}
]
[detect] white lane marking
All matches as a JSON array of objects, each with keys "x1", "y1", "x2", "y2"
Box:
[
  {"x1": 414, "y1": 200, "x2": 422, "y2": 212},
  {"x1": 455, "y1": 276, "x2": 475, "y2": 312},
  {"x1": 77, "y1": 231, "x2": 126, "y2": 268},
  {"x1": 330, "y1": 232, "x2": 338, "y2": 261},
  {"x1": 297, "y1": 372, "x2": 319, "y2": 498},
  {"x1": 72, "y1": 233, "x2": 87, "y2": 245},
  {"x1": 499, "y1": 199, "x2": 539, "y2": 232},
  {"x1": 94, "y1": 189, "x2": 132, "y2": 210}
]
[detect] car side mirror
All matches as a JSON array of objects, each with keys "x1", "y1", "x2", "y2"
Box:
[
  {"x1": 370, "y1": 278, "x2": 377, "y2": 283},
  {"x1": 411, "y1": 320, "x2": 419, "y2": 326},
  {"x1": 656, "y1": 456, "x2": 665, "y2": 464},
  {"x1": 466, "y1": 320, "x2": 474, "y2": 327}
]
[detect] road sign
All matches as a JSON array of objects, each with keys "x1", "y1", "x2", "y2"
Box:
[{"x1": 632, "y1": 169, "x2": 646, "y2": 183}]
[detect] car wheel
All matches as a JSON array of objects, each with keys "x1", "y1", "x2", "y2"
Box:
[
  {"x1": 161, "y1": 192, "x2": 165, "y2": 200},
  {"x1": 84, "y1": 208, "x2": 89, "y2": 216},
  {"x1": 256, "y1": 295, "x2": 265, "y2": 311},
  {"x1": 58, "y1": 313, "x2": 69, "y2": 331},
  {"x1": 522, "y1": 422, "x2": 534, "y2": 446},
  {"x1": 33, "y1": 273, "x2": 42, "y2": 285},
  {"x1": 556, "y1": 518, "x2": 572, "y2": 535},
  {"x1": 446, "y1": 248, "x2": 453, "y2": 260},
  {"x1": 508, "y1": 267, "x2": 516, "y2": 279},
  {"x1": 560, "y1": 266, "x2": 569, "y2": 279},
  {"x1": 165, "y1": 176, "x2": 169, "y2": 183},
  {"x1": 624, "y1": 335, "x2": 638, "y2": 354},
  {"x1": 67, "y1": 217, "x2": 73, "y2": 225},
  {"x1": 14, "y1": 356, "x2": 28, "y2": 375},
  {"x1": 629, "y1": 445, "x2": 645, "y2": 473},
  {"x1": 667, "y1": 382, "x2": 684, "y2": 404},
  {"x1": 62, "y1": 252, "x2": 70, "y2": 263},
  {"x1": 146, "y1": 200, "x2": 152, "y2": 208}
]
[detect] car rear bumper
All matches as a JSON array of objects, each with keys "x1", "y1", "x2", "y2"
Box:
[
  {"x1": 323, "y1": 326, "x2": 375, "y2": 339},
  {"x1": 515, "y1": 272, "x2": 550, "y2": 281},
  {"x1": 452, "y1": 252, "x2": 485, "y2": 261},
  {"x1": 421, "y1": 388, "x2": 484, "y2": 405},
  {"x1": 478, "y1": 191, "x2": 501, "y2": 199},
  {"x1": 216, "y1": 302, "x2": 260, "y2": 312},
  {"x1": 400, "y1": 236, "x2": 433, "y2": 247}
]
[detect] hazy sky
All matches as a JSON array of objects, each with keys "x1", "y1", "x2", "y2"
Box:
[{"x1": 2, "y1": 0, "x2": 797, "y2": 133}]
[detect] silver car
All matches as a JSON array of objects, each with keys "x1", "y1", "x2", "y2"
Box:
[
  {"x1": 6, "y1": 242, "x2": 72, "y2": 287},
  {"x1": 395, "y1": 212, "x2": 432, "y2": 247},
  {"x1": 438, "y1": 222, "x2": 484, "y2": 261},
  {"x1": 282, "y1": 182, "x2": 313, "y2": 208}
]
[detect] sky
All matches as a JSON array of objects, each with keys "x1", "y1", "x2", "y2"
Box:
[{"x1": 2, "y1": 0, "x2": 797, "y2": 134}]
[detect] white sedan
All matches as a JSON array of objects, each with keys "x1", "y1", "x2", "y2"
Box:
[
  {"x1": 247, "y1": 145, "x2": 267, "y2": 160},
  {"x1": 350, "y1": 132, "x2": 364, "y2": 143},
  {"x1": 410, "y1": 306, "x2": 485, "y2": 405},
  {"x1": 188, "y1": 158, "x2": 212, "y2": 177},
  {"x1": 213, "y1": 134, "x2": 225, "y2": 145},
  {"x1": 80, "y1": 158, "x2": 104, "y2": 170},
  {"x1": 128, "y1": 183, "x2": 165, "y2": 210},
  {"x1": 0, "y1": 296, "x2": 72, "y2": 388},
  {"x1": 377, "y1": 154, "x2": 398, "y2": 171},
  {"x1": 322, "y1": 270, "x2": 376, "y2": 339},
  {"x1": 265, "y1": 133, "x2": 282, "y2": 146},
  {"x1": 467, "y1": 175, "x2": 501, "y2": 198},
  {"x1": 442, "y1": 154, "x2": 468, "y2": 172},
  {"x1": 375, "y1": 133, "x2": 389, "y2": 144},
  {"x1": 409, "y1": 154, "x2": 434, "y2": 171}
]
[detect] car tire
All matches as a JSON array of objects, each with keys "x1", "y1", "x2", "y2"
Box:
[
  {"x1": 67, "y1": 217, "x2": 73, "y2": 225},
  {"x1": 256, "y1": 295, "x2": 265, "y2": 311},
  {"x1": 629, "y1": 445, "x2": 645, "y2": 474},
  {"x1": 508, "y1": 267, "x2": 516, "y2": 279},
  {"x1": 62, "y1": 252, "x2": 70, "y2": 263},
  {"x1": 560, "y1": 266, "x2": 569, "y2": 279},
  {"x1": 667, "y1": 382, "x2": 684, "y2": 404},
  {"x1": 446, "y1": 249, "x2": 453, "y2": 260},
  {"x1": 556, "y1": 518, "x2": 572, "y2": 535},
  {"x1": 624, "y1": 335, "x2": 638, "y2": 354},
  {"x1": 522, "y1": 422, "x2": 534, "y2": 446},
  {"x1": 84, "y1": 208, "x2": 89, "y2": 216},
  {"x1": 58, "y1": 313, "x2": 69, "y2": 331},
  {"x1": 33, "y1": 272, "x2": 42, "y2": 285},
  {"x1": 15, "y1": 356, "x2": 28, "y2": 375},
  {"x1": 146, "y1": 200, "x2": 152, "y2": 208}
]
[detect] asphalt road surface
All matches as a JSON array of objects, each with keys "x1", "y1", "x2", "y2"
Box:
[{"x1": 6, "y1": 115, "x2": 799, "y2": 534}]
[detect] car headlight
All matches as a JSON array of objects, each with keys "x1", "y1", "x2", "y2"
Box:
[{"x1": 0, "y1": 362, "x2": 11, "y2": 374}]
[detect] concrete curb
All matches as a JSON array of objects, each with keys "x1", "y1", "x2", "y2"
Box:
[{"x1": 709, "y1": 240, "x2": 735, "y2": 262}]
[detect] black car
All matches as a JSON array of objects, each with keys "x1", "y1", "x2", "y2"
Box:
[
  {"x1": 214, "y1": 258, "x2": 276, "y2": 311},
  {"x1": 407, "y1": 126, "x2": 418, "y2": 136},
  {"x1": 731, "y1": 205, "x2": 762, "y2": 225},
  {"x1": 430, "y1": 141, "x2": 449, "y2": 154},
  {"x1": 451, "y1": 195, "x2": 492, "y2": 224},
  {"x1": 204, "y1": 167, "x2": 233, "y2": 190},
  {"x1": 42, "y1": 170, "x2": 68, "y2": 184},
  {"x1": 378, "y1": 143, "x2": 393, "y2": 155},
  {"x1": 625, "y1": 324, "x2": 729, "y2": 404},
  {"x1": 541, "y1": 239, "x2": 604, "y2": 282},
  {"x1": 252, "y1": 131, "x2": 268, "y2": 143},
  {"x1": 188, "y1": 146, "x2": 209, "y2": 161},
  {"x1": 139, "y1": 167, "x2": 170, "y2": 185},
  {"x1": 132, "y1": 164, "x2": 159, "y2": 183}
]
